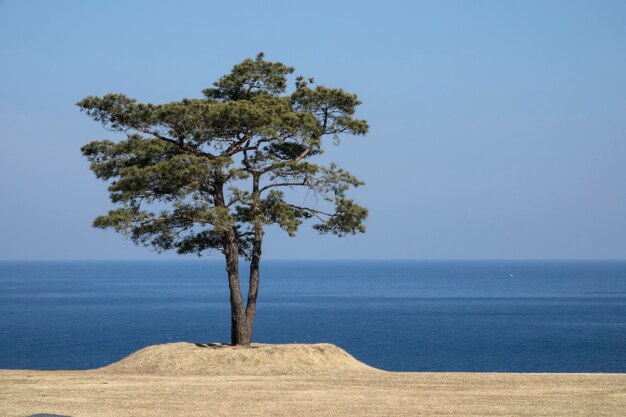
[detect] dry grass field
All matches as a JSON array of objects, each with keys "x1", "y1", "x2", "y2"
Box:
[{"x1": 1, "y1": 343, "x2": 625, "y2": 417}]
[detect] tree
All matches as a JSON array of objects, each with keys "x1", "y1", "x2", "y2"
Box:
[{"x1": 78, "y1": 53, "x2": 368, "y2": 346}]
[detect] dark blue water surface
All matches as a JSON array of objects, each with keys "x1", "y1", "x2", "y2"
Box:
[{"x1": 1, "y1": 260, "x2": 625, "y2": 372}]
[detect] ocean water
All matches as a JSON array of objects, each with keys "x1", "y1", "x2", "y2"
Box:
[{"x1": 0, "y1": 260, "x2": 625, "y2": 373}]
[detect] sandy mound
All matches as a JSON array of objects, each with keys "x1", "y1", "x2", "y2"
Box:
[{"x1": 100, "y1": 342, "x2": 380, "y2": 375}]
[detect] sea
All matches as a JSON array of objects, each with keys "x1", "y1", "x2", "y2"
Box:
[{"x1": 1, "y1": 260, "x2": 625, "y2": 373}]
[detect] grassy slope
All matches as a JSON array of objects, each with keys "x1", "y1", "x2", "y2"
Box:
[{"x1": 1, "y1": 343, "x2": 625, "y2": 416}]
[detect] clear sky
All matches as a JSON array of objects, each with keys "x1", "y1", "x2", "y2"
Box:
[{"x1": 1, "y1": 0, "x2": 625, "y2": 260}]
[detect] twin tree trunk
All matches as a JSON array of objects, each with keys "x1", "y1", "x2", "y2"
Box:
[
  {"x1": 216, "y1": 176, "x2": 264, "y2": 346},
  {"x1": 222, "y1": 221, "x2": 264, "y2": 346}
]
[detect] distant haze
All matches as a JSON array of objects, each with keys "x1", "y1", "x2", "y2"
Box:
[{"x1": 1, "y1": 0, "x2": 625, "y2": 260}]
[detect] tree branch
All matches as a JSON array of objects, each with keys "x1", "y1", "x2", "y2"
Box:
[
  {"x1": 286, "y1": 203, "x2": 333, "y2": 221},
  {"x1": 133, "y1": 126, "x2": 217, "y2": 160},
  {"x1": 293, "y1": 146, "x2": 313, "y2": 162},
  {"x1": 259, "y1": 179, "x2": 307, "y2": 193}
]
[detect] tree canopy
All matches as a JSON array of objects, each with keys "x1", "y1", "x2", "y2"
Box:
[{"x1": 79, "y1": 53, "x2": 368, "y2": 259}]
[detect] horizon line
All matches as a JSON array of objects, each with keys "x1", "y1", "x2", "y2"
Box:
[{"x1": 2, "y1": 258, "x2": 626, "y2": 262}]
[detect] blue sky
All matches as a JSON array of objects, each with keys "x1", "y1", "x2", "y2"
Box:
[{"x1": 1, "y1": 0, "x2": 625, "y2": 260}]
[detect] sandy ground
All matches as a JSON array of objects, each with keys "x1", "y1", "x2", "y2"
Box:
[{"x1": 1, "y1": 343, "x2": 625, "y2": 416}]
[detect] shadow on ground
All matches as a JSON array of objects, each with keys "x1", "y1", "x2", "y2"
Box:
[{"x1": 28, "y1": 414, "x2": 72, "y2": 417}]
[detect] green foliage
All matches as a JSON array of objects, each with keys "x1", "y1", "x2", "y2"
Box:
[
  {"x1": 79, "y1": 54, "x2": 368, "y2": 258},
  {"x1": 204, "y1": 52, "x2": 295, "y2": 101}
]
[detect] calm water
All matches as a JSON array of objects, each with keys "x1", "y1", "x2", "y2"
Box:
[{"x1": 0, "y1": 260, "x2": 625, "y2": 372}]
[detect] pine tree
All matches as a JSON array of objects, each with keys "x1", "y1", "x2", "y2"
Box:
[{"x1": 79, "y1": 53, "x2": 368, "y2": 345}]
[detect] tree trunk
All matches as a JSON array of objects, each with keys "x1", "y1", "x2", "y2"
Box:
[
  {"x1": 223, "y1": 229, "x2": 252, "y2": 346},
  {"x1": 222, "y1": 226, "x2": 263, "y2": 346},
  {"x1": 231, "y1": 306, "x2": 253, "y2": 346},
  {"x1": 225, "y1": 225, "x2": 263, "y2": 347},
  {"x1": 244, "y1": 223, "x2": 263, "y2": 343},
  {"x1": 215, "y1": 175, "x2": 263, "y2": 347}
]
